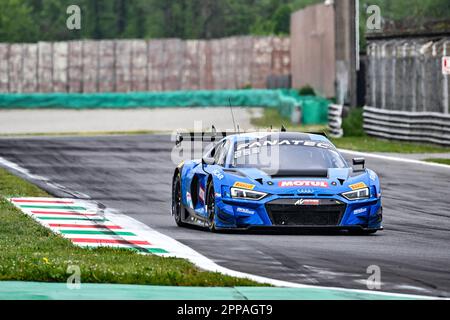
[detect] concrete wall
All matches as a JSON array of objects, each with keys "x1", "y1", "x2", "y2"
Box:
[
  {"x1": 0, "y1": 36, "x2": 290, "y2": 93},
  {"x1": 334, "y1": 0, "x2": 358, "y2": 106},
  {"x1": 290, "y1": 4, "x2": 335, "y2": 98}
]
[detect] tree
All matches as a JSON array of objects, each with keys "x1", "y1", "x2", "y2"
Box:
[
  {"x1": 0, "y1": 0, "x2": 37, "y2": 42},
  {"x1": 1, "y1": 0, "x2": 449, "y2": 43},
  {"x1": 273, "y1": 4, "x2": 292, "y2": 35}
]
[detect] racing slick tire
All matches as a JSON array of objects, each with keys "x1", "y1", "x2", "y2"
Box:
[
  {"x1": 206, "y1": 182, "x2": 217, "y2": 232},
  {"x1": 172, "y1": 174, "x2": 185, "y2": 227}
]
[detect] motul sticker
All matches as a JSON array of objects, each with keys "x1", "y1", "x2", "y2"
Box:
[{"x1": 278, "y1": 180, "x2": 329, "y2": 188}]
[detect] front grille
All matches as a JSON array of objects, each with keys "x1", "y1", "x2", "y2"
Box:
[{"x1": 265, "y1": 199, "x2": 346, "y2": 226}]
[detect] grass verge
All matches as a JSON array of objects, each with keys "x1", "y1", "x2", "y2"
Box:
[
  {"x1": 331, "y1": 136, "x2": 450, "y2": 154},
  {"x1": 251, "y1": 109, "x2": 450, "y2": 154},
  {"x1": 0, "y1": 168, "x2": 261, "y2": 286},
  {"x1": 423, "y1": 158, "x2": 450, "y2": 166}
]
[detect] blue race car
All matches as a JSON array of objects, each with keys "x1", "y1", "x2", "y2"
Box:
[{"x1": 171, "y1": 131, "x2": 383, "y2": 234}]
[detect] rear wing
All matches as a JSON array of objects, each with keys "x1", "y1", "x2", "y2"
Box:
[
  {"x1": 174, "y1": 127, "x2": 328, "y2": 146},
  {"x1": 175, "y1": 129, "x2": 239, "y2": 147}
]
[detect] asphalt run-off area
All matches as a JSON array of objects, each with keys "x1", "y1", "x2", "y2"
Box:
[{"x1": 0, "y1": 134, "x2": 449, "y2": 298}]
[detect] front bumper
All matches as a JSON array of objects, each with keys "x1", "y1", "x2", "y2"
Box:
[
  {"x1": 215, "y1": 225, "x2": 384, "y2": 233},
  {"x1": 216, "y1": 194, "x2": 383, "y2": 230}
]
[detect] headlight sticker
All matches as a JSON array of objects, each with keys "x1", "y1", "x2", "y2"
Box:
[
  {"x1": 349, "y1": 182, "x2": 367, "y2": 190},
  {"x1": 233, "y1": 182, "x2": 255, "y2": 190}
]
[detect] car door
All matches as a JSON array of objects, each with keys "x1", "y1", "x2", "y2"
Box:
[{"x1": 192, "y1": 140, "x2": 225, "y2": 217}]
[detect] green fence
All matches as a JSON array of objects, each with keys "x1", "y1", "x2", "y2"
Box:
[{"x1": 0, "y1": 90, "x2": 329, "y2": 125}]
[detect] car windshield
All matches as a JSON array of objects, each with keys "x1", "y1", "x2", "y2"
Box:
[{"x1": 231, "y1": 139, "x2": 348, "y2": 170}]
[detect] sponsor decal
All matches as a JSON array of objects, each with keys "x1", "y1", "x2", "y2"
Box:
[
  {"x1": 236, "y1": 140, "x2": 332, "y2": 151},
  {"x1": 294, "y1": 199, "x2": 320, "y2": 206},
  {"x1": 186, "y1": 192, "x2": 193, "y2": 209},
  {"x1": 234, "y1": 140, "x2": 332, "y2": 158},
  {"x1": 233, "y1": 182, "x2": 255, "y2": 190},
  {"x1": 369, "y1": 170, "x2": 377, "y2": 182},
  {"x1": 354, "y1": 207, "x2": 368, "y2": 215},
  {"x1": 278, "y1": 180, "x2": 329, "y2": 188},
  {"x1": 212, "y1": 169, "x2": 224, "y2": 180},
  {"x1": 234, "y1": 147, "x2": 260, "y2": 159},
  {"x1": 199, "y1": 186, "x2": 205, "y2": 202},
  {"x1": 349, "y1": 182, "x2": 367, "y2": 190},
  {"x1": 236, "y1": 207, "x2": 256, "y2": 215}
]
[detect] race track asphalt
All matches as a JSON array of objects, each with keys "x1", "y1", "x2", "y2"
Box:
[{"x1": 1, "y1": 134, "x2": 449, "y2": 297}]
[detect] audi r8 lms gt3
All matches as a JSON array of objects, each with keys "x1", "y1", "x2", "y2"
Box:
[{"x1": 171, "y1": 132, "x2": 383, "y2": 234}]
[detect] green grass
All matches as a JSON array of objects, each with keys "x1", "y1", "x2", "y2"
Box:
[
  {"x1": 0, "y1": 168, "x2": 261, "y2": 286},
  {"x1": 423, "y1": 158, "x2": 450, "y2": 166},
  {"x1": 251, "y1": 108, "x2": 450, "y2": 154},
  {"x1": 342, "y1": 108, "x2": 364, "y2": 137}
]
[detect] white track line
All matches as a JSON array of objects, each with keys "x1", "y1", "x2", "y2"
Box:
[{"x1": 339, "y1": 149, "x2": 450, "y2": 170}]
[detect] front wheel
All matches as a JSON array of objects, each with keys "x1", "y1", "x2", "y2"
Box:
[
  {"x1": 206, "y1": 183, "x2": 217, "y2": 232},
  {"x1": 172, "y1": 174, "x2": 184, "y2": 227}
]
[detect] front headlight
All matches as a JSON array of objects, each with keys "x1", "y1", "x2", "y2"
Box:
[
  {"x1": 230, "y1": 188, "x2": 267, "y2": 200},
  {"x1": 342, "y1": 187, "x2": 370, "y2": 200}
]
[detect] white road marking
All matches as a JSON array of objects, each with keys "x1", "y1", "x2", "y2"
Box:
[{"x1": 339, "y1": 149, "x2": 450, "y2": 170}]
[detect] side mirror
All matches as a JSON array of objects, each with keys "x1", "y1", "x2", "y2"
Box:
[
  {"x1": 352, "y1": 157, "x2": 365, "y2": 170},
  {"x1": 202, "y1": 157, "x2": 215, "y2": 166}
]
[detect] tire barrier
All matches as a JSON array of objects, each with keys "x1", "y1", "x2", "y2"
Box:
[
  {"x1": 363, "y1": 106, "x2": 450, "y2": 146},
  {"x1": 328, "y1": 104, "x2": 343, "y2": 138},
  {"x1": 0, "y1": 89, "x2": 330, "y2": 125}
]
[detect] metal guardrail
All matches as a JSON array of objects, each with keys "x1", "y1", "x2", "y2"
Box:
[
  {"x1": 363, "y1": 106, "x2": 450, "y2": 146},
  {"x1": 328, "y1": 104, "x2": 343, "y2": 138}
]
